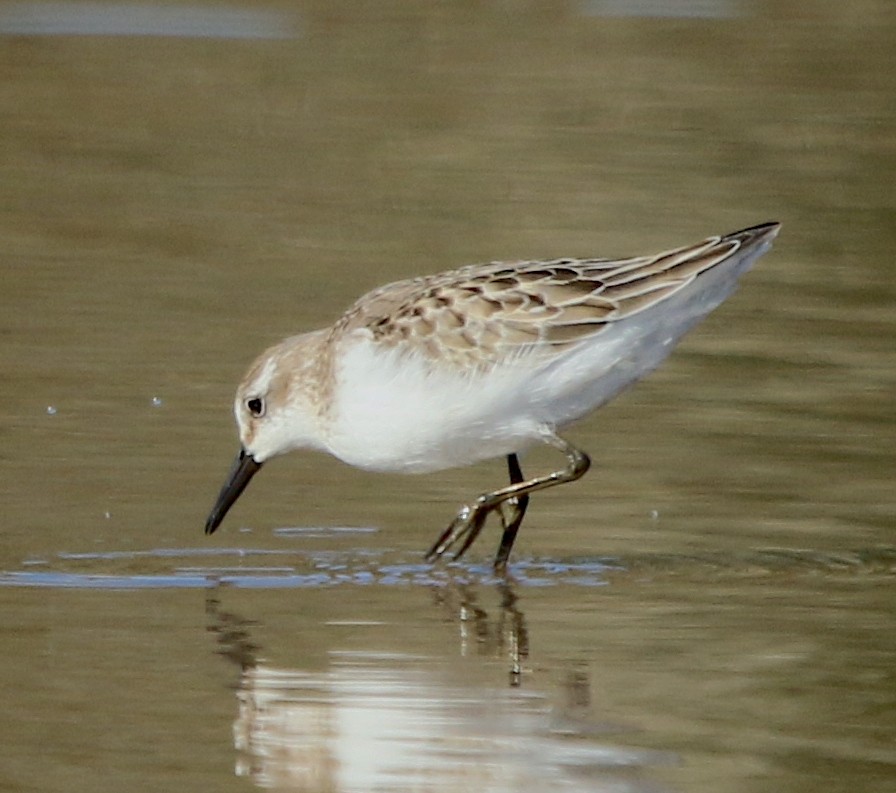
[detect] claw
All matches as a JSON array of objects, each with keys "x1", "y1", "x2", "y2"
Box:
[
  {"x1": 426, "y1": 500, "x2": 494, "y2": 562},
  {"x1": 425, "y1": 504, "x2": 474, "y2": 560},
  {"x1": 452, "y1": 505, "x2": 490, "y2": 559}
]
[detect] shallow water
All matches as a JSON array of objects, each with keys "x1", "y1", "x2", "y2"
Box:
[{"x1": 1, "y1": 2, "x2": 894, "y2": 792}]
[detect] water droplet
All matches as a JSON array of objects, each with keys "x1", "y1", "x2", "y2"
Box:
[
  {"x1": 650, "y1": 509, "x2": 659, "y2": 520},
  {"x1": 151, "y1": 396, "x2": 163, "y2": 407},
  {"x1": 46, "y1": 406, "x2": 57, "y2": 416}
]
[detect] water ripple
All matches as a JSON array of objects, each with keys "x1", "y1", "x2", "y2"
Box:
[
  {"x1": 1, "y1": 546, "x2": 890, "y2": 590},
  {"x1": 0, "y1": 549, "x2": 617, "y2": 590}
]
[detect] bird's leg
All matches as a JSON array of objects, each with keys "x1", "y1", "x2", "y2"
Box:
[
  {"x1": 425, "y1": 432, "x2": 591, "y2": 567},
  {"x1": 493, "y1": 454, "x2": 529, "y2": 572}
]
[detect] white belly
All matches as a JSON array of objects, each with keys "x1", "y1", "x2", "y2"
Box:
[
  {"x1": 322, "y1": 257, "x2": 749, "y2": 474},
  {"x1": 323, "y1": 338, "x2": 544, "y2": 473}
]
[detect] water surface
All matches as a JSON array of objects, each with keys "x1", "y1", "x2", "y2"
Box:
[{"x1": 1, "y1": 1, "x2": 894, "y2": 791}]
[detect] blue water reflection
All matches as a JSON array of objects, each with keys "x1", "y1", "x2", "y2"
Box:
[
  {"x1": 0, "y1": 2, "x2": 296, "y2": 38},
  {"x1": 0, "y1": 547, "x2": 617, "y2": 589}
]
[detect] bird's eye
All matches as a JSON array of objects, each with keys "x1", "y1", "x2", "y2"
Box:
[{"x1": 246, "y1": 396, "x2": 265, "y2": 417}]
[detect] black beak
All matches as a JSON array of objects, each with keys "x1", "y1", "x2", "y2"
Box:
[{"x1": 205, "y1": 448, "x2": 263, "y2": 534}]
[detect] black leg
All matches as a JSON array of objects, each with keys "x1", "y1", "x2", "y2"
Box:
[
  {"x1": 425, "y1": 432, "x2": 590, "y2": 566},
  {"x1": 493, "y1": 454, "x2": 529, "y2": 571}
]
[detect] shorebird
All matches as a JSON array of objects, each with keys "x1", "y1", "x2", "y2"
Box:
[{"x1": 205, "y1": 222, "x2": 779, "y2": 569}]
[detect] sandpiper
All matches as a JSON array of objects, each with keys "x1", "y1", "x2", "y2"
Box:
[{"x1": 205, "y1": 222, "x2": 780, "y2": 569}]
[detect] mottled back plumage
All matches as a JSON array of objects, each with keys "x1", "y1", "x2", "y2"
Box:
[{"x1": 337, "y1": 228, "x2": 757, "y2": 370}]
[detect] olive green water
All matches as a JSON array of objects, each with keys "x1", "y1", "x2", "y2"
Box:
[{"x1": 1, "y1": 2, "x2": 894, "y2": 792}]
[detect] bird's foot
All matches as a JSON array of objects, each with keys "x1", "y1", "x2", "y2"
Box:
[{"x1": 425, "y1": 499, "x2": 492, "y2": 562}]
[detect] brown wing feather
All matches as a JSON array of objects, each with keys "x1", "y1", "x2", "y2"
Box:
[{"x1": 335, "y1": 225, "x2": 772, "y2": 370}]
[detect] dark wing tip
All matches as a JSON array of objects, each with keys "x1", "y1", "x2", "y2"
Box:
[{"x1": 725, "y1": 221, "x2": 781, "y2": 244}]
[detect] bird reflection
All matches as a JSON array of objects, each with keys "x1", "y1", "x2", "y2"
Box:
[
  {"x1": 205, "y1": 593, "x2": 261, "y2": 670},
  {"x1": 429, "y1": 578, "x2": 529, "y2": 686},
  {"x1": 204, "y1": 586, "x2": 672, "y2": 793}
]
